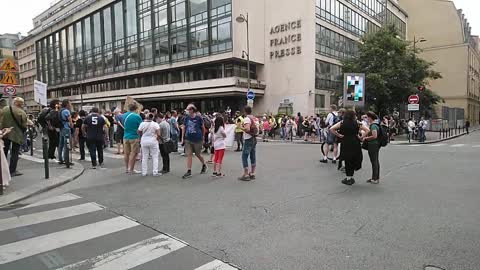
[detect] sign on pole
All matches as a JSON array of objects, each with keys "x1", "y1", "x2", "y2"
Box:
[
  {"x1": 0, "y1": 72, "x2": 17, "y2": 85},
  {"x1": 408, "y1": 94, "x2": 420, "y2": 104},
  {"x1": 343, "y1": 73, "x2": 365, "y2": 107},
  {"x1": 34, "y1": 80, "x2": 48, "y2": 106},
  {"x1": 0, "y1": 58, "x2": 17, "y2": 72},
  {"x1": 247, "y1": 90, "x2": 255, "y2": 100},
  {"x1": 3, "y1": 85, "x2": 16, "y2": 96},
  {"x1": 408, "y1": 104, "x2": 420, "y2": 111}
]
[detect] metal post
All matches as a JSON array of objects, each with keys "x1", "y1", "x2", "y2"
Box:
[
  {"x1": 0, "y1": 137, "x2": 3, "y2": 195},
  {"x1": 65, "y1": 133, "x2": 70, "y2": 169},
  {"x1": 29, "y1": 126, "x2": 34, "y2": 156},
  {"x1": 246, "y1": 13, "x2": 250, "y2": 101},
  {"x1": 42, "y1": 130, "x2": 49, "y2": 179}
]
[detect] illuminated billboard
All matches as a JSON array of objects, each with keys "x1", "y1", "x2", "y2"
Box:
[{"x1": 343, "y1": 73, "x2": 365, "y2": 107}]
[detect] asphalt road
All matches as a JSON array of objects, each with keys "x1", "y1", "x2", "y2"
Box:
[{"x1": 10, "y1": 131, "x2": 480, "y2": 270}]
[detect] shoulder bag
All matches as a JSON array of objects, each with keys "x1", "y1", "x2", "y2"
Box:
[{"x1": 9, "y1": 106, "x2": 27, "y2": 133}]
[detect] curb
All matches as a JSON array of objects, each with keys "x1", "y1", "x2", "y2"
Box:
[
  {"x1": 391, "y1": 128, "x2": 479, "y2": 146},
  {"x1": 0, "y1": 161, "x2": 85, "y2": 207}
]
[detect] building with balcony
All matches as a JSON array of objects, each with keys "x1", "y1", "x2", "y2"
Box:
[
  {"x1": 16, "y1": 36, "x2": 39, "y2": 113},
  {"x1": 401, "y1": 0, "x2": 480, "y2": 125},
  {"x1": 31, "y1": 0, "x2": 407, "y2": 115}
]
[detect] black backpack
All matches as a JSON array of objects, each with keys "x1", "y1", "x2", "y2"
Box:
[
  {"x1": 376, "y1": 124, "x2": 389, "y2": 147},
  {"x1": 37, "y1": 108, "x2": 51, "y2": 128},
  {"x1": 46, "y1": 109, "x2": 63, "y2": 129},
  {"x1": 203, "y1": 116, "x2": 212, "y2": 129}
]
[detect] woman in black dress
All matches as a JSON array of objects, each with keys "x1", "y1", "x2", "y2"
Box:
[{"x1": 329, "y1": 110, "x2": 370, "y2": 185}]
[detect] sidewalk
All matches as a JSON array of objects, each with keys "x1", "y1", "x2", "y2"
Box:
[
  {"x1": 391, "y1": 127, "x2": 479, "y2": 145},
  {"x1": 0, "y1": 154, "x2": 84, "y2": 207}
]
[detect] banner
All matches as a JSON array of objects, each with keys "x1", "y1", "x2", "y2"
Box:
[
  {"x1": 33, "y1": 80, "x2": 48, "y2": 106},
  {"x1": 123, "y1": 96, "x2": 143, "y2": 113},
  {"x1": 225, "y1": 124, "x2": 236, "y2": 148}
]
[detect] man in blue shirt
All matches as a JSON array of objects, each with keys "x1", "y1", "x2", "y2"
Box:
[
  {"x1": 58, "y1": 99, "x2": 73, "y2": 166},
  {"x1": 123, "y1": 103, "x2": 143, "y2": 174},
  {"x1": 181, "y1": 104, "x2": 207, "y2": 179}
]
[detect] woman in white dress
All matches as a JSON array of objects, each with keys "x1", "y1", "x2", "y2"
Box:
[{"x1": 1, "y1": 127, "x2": 13, "y2": 189}]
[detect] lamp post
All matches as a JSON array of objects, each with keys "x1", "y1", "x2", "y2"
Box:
[
  {"x1": 412, "y1": 36, "x2": 426, "y2": 119},
  {"x1": 236, "y1": 13, "x2": 251, "y2": 106}
]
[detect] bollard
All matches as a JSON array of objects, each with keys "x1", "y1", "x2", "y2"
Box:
[
  {"x1": 65, "y1": 134, "x2": 71, "y2": 169},
  {"x1": 30, "y1": 127, "x2": 34, "y2": 156},
  {"x1": 42, "y1": 131, "x2": 49, "y2": 179}
]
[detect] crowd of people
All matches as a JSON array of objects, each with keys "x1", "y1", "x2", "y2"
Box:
[{"x1": 0, "y1": 94, "x2": 441, "y2": 191}]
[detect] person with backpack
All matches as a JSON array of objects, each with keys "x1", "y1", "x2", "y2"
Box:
[
  {"x1": 57, "y1": 99, "x2": 74, "y2": 166},
  {"x1": 238, "y1": 106, "x2": 258, "y2": 181},
  {"x1": 75, "y1": 110, "x2": 87, "y2": 160},
  {"x1": 182, "y1": 104, "x2": 208, "y2": 179},
  {"x1": 321, "y1": 104, "x2": 340, "y2": 164},
  {"x1": 363, "y1": 112, "x2": 382, "y2": 184},
  {"x1": 42, "y1": 100, "x2": 61, "y2": 160},
  {"x1": 82, "y1": 107, "x2": 107, "y2": 169}
]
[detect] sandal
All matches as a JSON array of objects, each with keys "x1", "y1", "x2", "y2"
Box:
[
  {"x1": 238, "y1": 175, "x2": 251, "y2": 181},
  {"x1": 249, "y1": 174, "x2": 256, "y2": 180}
]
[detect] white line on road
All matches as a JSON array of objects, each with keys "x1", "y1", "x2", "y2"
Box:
[
  {"x1": 195, "y1": 260, "x2": 238, "y2": 270},
  {"x1": 0, "y1": 203, "x2": 103, "y2": 232},
  {"x1": 450, "y1": 144, "x2": 466, "y2": 147},
  {"x1": 472, "y1": 145, "x2": 480, "y2": 148},
  {"x1": 0, "y1": 216, "x2": 139, "y2": 264},
  {"x1": 429, "y1": 144, "x2": 446, "y2": 147},
  {"x1": 19, "y1": 193, "x2": 81, "y2": 209},
  {"x1": 57, "y1": 234, "x2": 186, "y2": 270}
]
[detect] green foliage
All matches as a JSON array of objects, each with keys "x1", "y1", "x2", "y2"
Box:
[{"x1": 341, "y1": 25, "x2": 442, "y2": 116}]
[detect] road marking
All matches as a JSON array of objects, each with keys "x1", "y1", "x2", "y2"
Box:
[
  {"x1": 19, "y1": 193, "x2": 81, "y2": 209},
  {"x1": 429, "y1": 144, "x2": 446, "y2": 147},
  {"x1": 472, "y1": 145, "x2": 480, "y2": 148},
  {"x1": 0, "y1": 203, "x2": 102, "y2": 232},
  {"x1": 0, "y1": 216, "x2": 139, "y2": 264},
  {"x1": 57, "y1": 234, "x2": 186, "y2": 270},
  {"x1": 19, "y1": 154, "x2": 51, "y2": 163},
  {"x1": 408, "y1": 144, "x2": 421, "y2": 147},
  {"x1": 195, "y1": 260, "x2": 238, "y2": 270},
  {"x1": 450, "y1": 144, "x2": 465, "y2": 147}
]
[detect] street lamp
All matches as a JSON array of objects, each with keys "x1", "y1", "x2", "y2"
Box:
[
  {"x1": 411, "y1": 36, "x2": 427, "y2": 119},
  {"x1": 236, "y1": 13, "x2": 251, "y2": 105}
]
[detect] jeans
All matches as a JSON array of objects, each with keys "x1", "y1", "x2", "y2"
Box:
[
  {"x1": 141, "y1": 143, "x2": 159, "y2": 175},
  {"x1": 242, "y1": 138, "x2": 257, "y2": 169},
  {"x1": 235, "y1": 132, "x2": 243, "y2": 150},
  {"x1": 418, "y1": 128, "x2": 425, "y2": 142},
  {"x1": 281, "y1": 127, "x2": 286, "y2": 139},
  {"x1": 47, "y1": 129, "x2": 59, "y2": 159},
  {"x1": 87, "y1": 139, "x2": 104, "y2": 166},
  {"x1": 159, "y1": 143, "x2": 170, "y2": 172},
  {"x1": 58, "y1": 128, "x2": 71, "y2": 163},
  {"x1": 3, "y1": 139, "x2": 21, "y2": 173},
  {"x1": 368, "y1": 143, "x2": 380, "y2": 180},
  {"x1": 171, "y1": 133, "x2": 179, "y2": 152},
  {"x1": 79, "y1": 136, "x2": 86, "y2": 160}
]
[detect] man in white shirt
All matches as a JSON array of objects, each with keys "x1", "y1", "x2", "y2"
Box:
[
  {"x1": 418, "y1": 117, "x2": 428, "y2": 142},
  {"x1": 407, "y1": 119, "x2": 416, "y2": 142},
  {"x1": 321, "y1": 104, "x2": 339, "y2": 164}
]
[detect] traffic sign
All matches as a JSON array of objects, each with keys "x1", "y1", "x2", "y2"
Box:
[
  {"x1": 3, "y1": 85, "x2": 16, "y2": 96},
  {"x1": 0, "y1": 58, "x2": 17, "y2": 72},
  {"x1": 247, "y1": 90, "x2": 255, "y2": 100},
  {"x1": 408, "y1": 104, "x2": 420, "y2": 111},
  {"x1": 408, "y1": 94, "x2": 420, "y2": 104},
  {"x1": 0, "y1": 72, "x2": 17, "y2": 85}
]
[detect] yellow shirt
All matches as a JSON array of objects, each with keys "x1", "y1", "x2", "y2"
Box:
[{"x1": 235, "y1": 116, "x2": 244, "y2": 133}]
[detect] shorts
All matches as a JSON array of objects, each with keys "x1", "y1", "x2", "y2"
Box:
[
  {"x1": 214, "y1": 149, "x2": 225, "y2": 164},
  {"x1": 115, "y1": 129, "x2": 124, "y2": 143},
  {"x1": 326, "y1": 131, "x2": 337, "y2": 145},
  {"x1": 124, "y1": 139, "x2": 140, "y2": 156},
  {"x1": 184, "y1": 140, "x2": 203, "y2": 155}
]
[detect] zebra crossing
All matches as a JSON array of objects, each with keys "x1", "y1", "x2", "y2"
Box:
[
  {"x1": 0, "y1": 193, "x2": 239, "y2": 270},
  {"x1": 402, "y1": 143, "x2": 480, "y2": 149}
]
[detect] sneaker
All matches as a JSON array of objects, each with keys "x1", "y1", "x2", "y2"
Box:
[
  {"x1": 132, "y1": 170, "x2": 141, "y2": 174},
  {"x1": 160, "y1": 170, "x2": 169, "y2": 174},
  {"x1": 11, "y1": 171, "x2": 23, "y2": 177},
  {"x1": 212, "y1": 172, "x2": 219, "y2": 178},
  {"x1": 238, "y1": 175, "x2": 251, "y2": 181},
  {"x1": 92, "y1": 166, "x2": 97, "y2": 170},
  {"x1": 153, "y1": 173, "x2": 162, "y2": 177},
  {"x1": 341, "y1": 178, "x2": 355, "y2": 186},
  {"x1": 320, "y1": 159, "x2": 328, "y2": 164},
  {"x1": 332, "y1": 160, "x2": 337, "y2": 164},
  {"x1": 182, "y1": 171, "x2": 192, "y2": 179},
  {"x1": 201, "y1": 164, "x2": 208, "y2": 174},
  {"x1": 79, "y1": 158, "x2": 85, "y2": 161}
]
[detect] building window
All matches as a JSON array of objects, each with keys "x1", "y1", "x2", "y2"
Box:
[
  {"x1": 315, "y1": 59, "x2": 342, "y2": 91},
  {"x1": 315, "y1": 94, "x2": 325, "y2": 109},
  {"x1": 125, "y1": 0, "x2": 139, "y2": 69},
  {"x1": 190, "y1": 0, "x2": 209, "y2": 57},
  {"x1": 211, "y1": 0, "x2": 232, "y2": 53},
  {"x1": 170, "y1": 0, "x2": 188, "y2": 61},
  {"x1": 316, "y1": 24, "x2": 358, "y2": 60},
  {"x1": 114, "y1": 1, "x2": 125, "y2": 71}
]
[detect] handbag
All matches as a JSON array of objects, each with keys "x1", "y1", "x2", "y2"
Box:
[
  {"x1": 164, "y1": 140, "x2": 175, "y2": 153},
  {"x1": 362, "y1": 140, "x2": 369, "y2": 150}
]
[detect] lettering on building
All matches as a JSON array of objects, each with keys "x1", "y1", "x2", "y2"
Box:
[{"x1": 269, "y1": 20, "x2": 302, "y2": 60}]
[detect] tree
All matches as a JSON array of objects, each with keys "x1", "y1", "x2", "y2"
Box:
[{"x1": 341, "y1": 25, "x2": 442, "y2": 116}]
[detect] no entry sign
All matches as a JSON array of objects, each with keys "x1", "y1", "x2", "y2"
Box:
[{"x1": 408, "y1": 94, "x2": 420, "y2": 104}]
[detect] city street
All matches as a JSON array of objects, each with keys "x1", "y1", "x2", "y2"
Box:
[{"x1": 1, "y1": 131, "x2": 479, "y2": 270}]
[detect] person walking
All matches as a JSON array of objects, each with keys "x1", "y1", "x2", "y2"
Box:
[
  {"x1": 138, "y1": 113, "x2": 161, "y2": 176},
  {"x1": 0, "y1": 128, "x2": 13, "y2": 188},
  {"x1": 465, "y1": 119, "x2": 470, "y2": 134},
  {"x1": 182, "y1": 104, "x2": 208, "y2": 179},
  {"x1": 212, "y1": 116, "x2": 227, "y2": 177},
  {"x1": 123, "y1": 104, "x2": 143, "y2": 174},
  {"x1": 262, "y1": 117, "x2": 271, "y2": 142},
  {"x1": 321, "y1": 104, "x2": 339, "y2": 164},
  {"x1": 114, "y1": 108, "x2": 124, "y2": 155},
  {"x1": 238, "y1": 106, "x2": 258, "y2": 181},
  {"x1": 0, "y1": 97, "x2": 27, "y2": 177},
  {"x1": 234, "y1": 111, "x2": 244, "y2": 152},
  {"x1": 364, "y1": 112, "x2": 381, "y2": 184},
  {"x1": 82, "y1": 108, "x2": 107, "y2": 169},
  {"x1": 169, "y1": 110, "x2": 179, "y2": 152},
  {"x1": 75, "y1": 110, "x2": 87, "y2": 160},
  {"x1": 57, "y1": 99, "x2": 74, "y2": 166},
  {"x1": 330, "y1": 110, "x2": 369, "y2": 186},
  {"x1": 158, "y1": 113, "x2": 171, "y2": 174},
  {"x1": 45, "y1": 100, "x2": 61, "y2": 160}
]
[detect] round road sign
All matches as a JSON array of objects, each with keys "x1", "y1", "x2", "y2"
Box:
[
  {"x1": 408, "y1": 94, "x2": 419, "y2": 104},
  {"x1": 247, "y1": 90, "x2": 255, "y2": 100},
  {"x1": 3, "y1": 85, "x2": 16, "y2": 96}
]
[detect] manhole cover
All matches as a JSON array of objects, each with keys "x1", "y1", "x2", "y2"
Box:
[{"x1": 425, "y1": 266, "x2": 445, "y2": 270}]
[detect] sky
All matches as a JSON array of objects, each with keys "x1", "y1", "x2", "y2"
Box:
[{"x1": 0, "y1": 0, "x2": 479, "y2": 37}]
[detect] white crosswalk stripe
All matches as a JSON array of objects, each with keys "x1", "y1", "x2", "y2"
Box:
[
  {"x1": 472, "y1": 145, "x2": 480, "y2": 148},
  {"x1": 0, "y1": 194, "x2": 239, "y2": 269},
  {"x1": 429, "y1": 144, "x2": 446, "y2": 147},
  {"x1": 450, "y1": 144, "x2": 466, "y2": 147}
]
